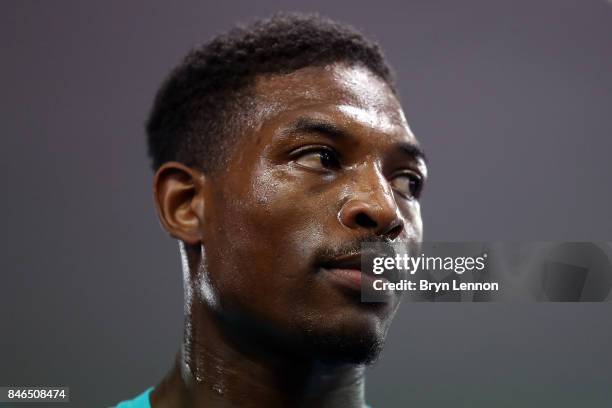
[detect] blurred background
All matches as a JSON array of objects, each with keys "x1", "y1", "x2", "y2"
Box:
[{"x1": 1, "y1": 0, "x2": 611, "y2": 406}]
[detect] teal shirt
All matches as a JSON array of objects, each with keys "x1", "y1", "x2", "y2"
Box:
[
  {"x1": 114, "y1": 387, "x2": 153, "y2": 408},
  {"x1": 114, "y1": 388, "x2": 371, "y2": 407}
]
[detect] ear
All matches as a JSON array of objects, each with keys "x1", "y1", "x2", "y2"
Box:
[{"x1": 153, "y1": 162, "x2": 206, "y2": 245}]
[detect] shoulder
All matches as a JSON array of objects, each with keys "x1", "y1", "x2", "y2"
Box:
[{"x1": 113, "y1": 387, "x2": 154, "y2": 408}]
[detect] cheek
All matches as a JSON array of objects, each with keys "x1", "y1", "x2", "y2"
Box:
[
  {"x1": 200, "y1": 166, "x2": 337, "y2": 307},
  {"x1": 245, "y1": 165, "x2": 339, "y2": 241},
  {"x1": 399, "y1": 199, "x2": 423, "y2": 240}
]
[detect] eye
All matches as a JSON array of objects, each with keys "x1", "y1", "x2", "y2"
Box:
[
  {"x1": 293, "y1": 147, "x2": 341, "y2": 171},
  {"x1": 390, "y1": 172, "x2": 423, "y2": 199}
]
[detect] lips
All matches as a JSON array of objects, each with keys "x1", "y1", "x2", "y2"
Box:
[
  {"x1": 321, "y1": 252, "x2": 363, "y2": 272},
  {"x1": 320, "y1": 251, "x2": 393, "y2": 294},
  {"x1": 320, "y1": 253, "x2": 366, "y2": 292}
]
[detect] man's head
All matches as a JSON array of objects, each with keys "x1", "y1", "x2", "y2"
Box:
[{"x1": 150, "y1": 13, "x2": 427, "y2": 365}]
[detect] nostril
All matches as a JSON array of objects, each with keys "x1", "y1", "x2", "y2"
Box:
[
  {"x1": 355, "y1": 212, "x2": 377, "y2": 229},
  {"x1": 386, "y1": 224, "x2": 403, "y2": 240}
]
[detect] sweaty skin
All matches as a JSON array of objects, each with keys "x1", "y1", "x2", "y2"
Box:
[{"x1": 150, "y1": 63, "x2": 427, "y2": 408}]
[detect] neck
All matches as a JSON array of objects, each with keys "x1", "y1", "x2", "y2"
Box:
[{"x1": 151, "y1": 300, "x2": 367, "y2": 408}]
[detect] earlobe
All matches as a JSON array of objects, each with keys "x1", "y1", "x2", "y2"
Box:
[{"x1": 153, "y1": 162, "x2": 206, "y2": 245}]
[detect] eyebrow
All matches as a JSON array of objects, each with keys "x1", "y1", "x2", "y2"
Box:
[
  {"x1": 284, "y1": 117, "x2": 350, "y2": 141},
  {"x1": 283, "y1": 116, "x2": 427, "y2": 163},
  {"x1": 398, "y1": 142, "x2": 427, "y2": 164}
]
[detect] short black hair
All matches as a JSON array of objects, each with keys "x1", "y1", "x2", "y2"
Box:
[{"x1": 146, "y1": 12, "x2": 396, "y2": 172}]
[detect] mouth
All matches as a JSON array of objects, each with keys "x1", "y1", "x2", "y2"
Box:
[{"x1": 319, "y1": 251, "x2": 391, "y2": 294}]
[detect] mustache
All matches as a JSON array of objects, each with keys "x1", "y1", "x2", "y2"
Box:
[{"x1": 313, "y1": 236, "x2": 396, "y2": 264}]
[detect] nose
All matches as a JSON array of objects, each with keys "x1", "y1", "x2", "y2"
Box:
[{"x1": 338, "y1": 172, "x2": 404, "y2": 241}]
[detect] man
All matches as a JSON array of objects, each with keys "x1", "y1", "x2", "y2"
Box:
[{"x1": 116, "y1": 12, "x2": 427, "y2": 408}]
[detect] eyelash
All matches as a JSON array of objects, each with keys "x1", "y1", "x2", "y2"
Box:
[
  {"x1": 391, "y1": 172, "x2": 424, "y2": 200},
  {"x1": 291, "y1": 146, "x2": 342, "y2": 170},
  {"x1": 291, "y1": 146, "x2": 424, "y2": 199}
]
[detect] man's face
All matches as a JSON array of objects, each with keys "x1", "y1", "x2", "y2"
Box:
[{"x1": 198, "y1": 63, "x2": 427, "y2": 362}]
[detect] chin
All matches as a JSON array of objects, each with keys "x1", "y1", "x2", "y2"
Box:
[
  {"x1": 297, "y1": 311, "x2": 391, "y2": 365},
  {"x1": 305, "y1": 327, "x2": 385, "y2": 365}
]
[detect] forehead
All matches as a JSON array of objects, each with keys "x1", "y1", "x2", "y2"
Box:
[{"x1": 250, "y1": 63, "x2": 414, "y2": 141}]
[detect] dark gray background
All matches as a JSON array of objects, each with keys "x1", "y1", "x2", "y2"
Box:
[{"x1": 1, "y1": 1, "x2": 611, "y2": 407}]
